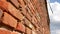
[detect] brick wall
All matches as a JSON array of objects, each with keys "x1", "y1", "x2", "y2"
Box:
[{"x1": 0, "y1": 0, "x2": 50, "y2": 34}]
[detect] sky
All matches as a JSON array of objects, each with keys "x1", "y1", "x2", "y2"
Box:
[{"x1": 47, "y1": 0, "x2": 60, "y2": 34}]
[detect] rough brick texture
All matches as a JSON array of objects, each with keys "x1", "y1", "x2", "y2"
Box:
[
  {"x1": 0, "y1": 28, "x2": 11, "y2": 34},
  {"x1": 16, "y1": 22, "x2": 25, "y2": 33},
  {"x1": 26, "y1": 27, "x2": 32, "y2": 34},
  {"x1": 2, "y1": 12, "x2": 17, "y2": 28},
  {"x1": 0, "y1": 0, "x2": 50, "y2": 34}
]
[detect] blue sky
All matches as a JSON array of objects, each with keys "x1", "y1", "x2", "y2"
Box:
[
  {"x1": 50, "y1": 0, "x2": 60, "y2": 3},
  {"x1": 47, "y1": 0, "x2": 60, "y2": 34}
]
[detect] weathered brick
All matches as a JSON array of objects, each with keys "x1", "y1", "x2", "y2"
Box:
[
  {"x1": 36, "y1": 30, "x2": 42, "y2": 34},
  {"x1": 36, "y1": 26, "x2": 43, "y2": 33},
  {"x1": 0, "y1": 28, "x2": 11, "y2": 34},
  {"x1": 0, "y1": 0, "x2": 6, "y2": 1},
  {"x1": 0, "y1": 0, "x2": 50, "y2": 34},
  {"x1": 35, "y1": 13, "x2": 41, "y2": 22},
  {"x1": 18, "y1": 0, "x2": 27, "y2": 14},
  {"x1": 26, "y1": 6, "x2": 33, "y2": 17},
  {"x1": 18, "y1": 0, "x2": 32, "y2": 21},
  {"x1": 10, "y1": 0, "x2": 20, "y2": 8},
  {"x1": 0, "y1": 0, "x2": 8, "y2": 10},
  {"x1": 27, "y1": 2, "x2": 40, "y2": 21},
  {"x1": 16, "y1": 22, "x2": 25, "y2": 33},
  {"x1": 21, "y1": 8, "x2": 27, "y2": 17},
  {"x1": 21, "y1": 8, "x2": 32, "y2": 21},
  {"x1": 32, "y1": 31, "x2": 37, "y2": 34},
  {"x1": 2, "y1": 12, "x2": 17, "y2": 28},
  {"x1": 31, "y1": 26, "x2": 36, "y2": 31},
  {"x1": 31, "y1": 16, "x2": 38, "y2": 27},
  {"x1": 7, "y1": 2, "x2": 24, "y2": 20},
  {"x1": 26, "y1": 12, "x2": 31, "y2": 21},
  {"x1": 0, "y1": 1, "x2": 24, "y2": 20},
  {"x1": 26, "y1": 27, "x2": 31, "y2": 34},
  {"x1": 18, "y1": 0, "x2": 25, "y2": 6},
  {"x1": 18, "y1": 0, "x2": 27, "y2": 15},
  {"x1": 11, "y1": 31, "x2": 21, "y2": 34},
  {"x1": 23, "y1": 18, "x2": 34, "y2": 29},
  {"x1": 20, "y1": 20, "x2": 25, "y2": 24},
  {"x1": 27, "y1": 1, "x2": 36, "y2": 16},
  {"x1": 32, "y1": 16, "x2": 37, "y2": 23},
  {"x1": 0, "y1": 9, "x2": 3, "y2": 18}
]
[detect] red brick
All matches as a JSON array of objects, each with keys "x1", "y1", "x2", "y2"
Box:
[
  {"x1": 16, "y1": 22, "x2": 25, "y2": 33},
  {"x1": 32, "y1": 16, "x2": 37, "y2": 23},
  {"x1": 21, "y1": 8, "x2": 32, "y2": 21},
  {"x1": 10, "y1": 0, "x2": 20, "y2": 8},
  {"x1": 20, "y1": 20, "x2": 25, "y2": 24},
  {"x1": 36, "y1": 26, "x2": 43, "y2": 33},
  {"x1": 0, "y1": 0, "x2": 50, "y2": 34},
  {"x1": 27, "y1": 2, "x2": 36, "y2": 16},
  {"x1": 31, "y1": 16, "x2": 38, "y2": 27},
  {"x1": 36, "y1": 30, "x2": 42, "y2": 34},
  {"x1": 26, "y1": 12, "x2": 31, "y2": 21},
  {"x1": 26, "y1": 27, "x2": 31, "y2": 34},
  {"x1": 0, "y1": 1, "x2": 24, "y2": 20},
  {"x1": 21, "y1": 0, "x2": 27, "y2": 5},
  {"x1": 18, "y1": 0, "x2": 25, "y2": 6},
  {"x1": 11, "y1": 31, "x2": 21, "y2": 34},
  {"x1": 32, "y1": 31, "x2": 37, "y2": 34},
  {"x1": 35, "y1": 13, "x2": 41, "y2": 22},
  {"x1": 31, "y1": 26, "x2": 36, "y2": 31},
  {"x1": 21, "y1": 8, "x2": 27, "y2": 17},
  {"x1": 0, "y1": 0, "x2": 6, "y2": 1},
  {"x1": 0, "y1": 0, "x2": 8, "y2": 10},
  {"x1": 18, "y1": 0, "x2": 32, "y2": 21},
  {"x1": 18, "y1": 0, "x2": 27, "y2": 15},
  {"x1": 0, "y1": 9, "x2": 3, "y2": 18},
  {"x1": 2, "y1": 12, "x2": 17, "y2": 28},
  {"x1": 26, "y1": 6, "x2": 33, "y2": 17},
  {"x1": 7, "y1": 2, "x2": 24, "y2": 20},
  {"x1": 0, "y1": 28, "x2": 11, "y2": 34},
  {"x1": 19, "y1": 0, "x2": 32, "y2": 21},
  {"x1": 24, "y1": 18, "x2": 34, "y2": 29}
]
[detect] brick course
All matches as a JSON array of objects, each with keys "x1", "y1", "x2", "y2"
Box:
[
  {"x1": 0, "y1": 0, "x2": 50, "y2": 34},
  {"x1": 16, "y1": 22, "x2": 25, "y2": 33},
  {"x1": 2, "y1": 12, "x2": 17, "y2": 28}
]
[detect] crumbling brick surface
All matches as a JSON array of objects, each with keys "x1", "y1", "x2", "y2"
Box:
[{"x1": 0, "y1": 0, "x2": 50, "y2": 34}]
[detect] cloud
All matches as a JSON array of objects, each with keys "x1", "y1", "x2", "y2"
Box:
[
  {"x1": 48, "y1": 1, "x2": 60, "y2": 22},
  {"x1": 51, "y1": 30, "x2": 60, "y2": 34},
  {"x1": 50, "y1": 2, "x2": 60, "y2": 22},
  {"x1": 47, "y1": 1, "x2": 60, "y2": 34},
  {"x1": 56, "y1": 30, "x2": 60, "y2": 34}
]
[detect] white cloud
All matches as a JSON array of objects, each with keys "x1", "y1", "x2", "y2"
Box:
[
  {"x1": 51, "y1": 30, "x2": 60, "y2": 34},
  {"x1": 47, "y1": 1, "x2": 60, "y2": 34},
  {"x1": 47, "y1": 1, "x2": 60, "y2": 22},
  {"x1": 56, "y1": 30, "x2": 60, "y2": 34}
]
